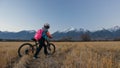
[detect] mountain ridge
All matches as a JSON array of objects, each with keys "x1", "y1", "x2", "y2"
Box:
[
  {"x1": 0, "y1": 26, "x2": 120, "y2": 41},
  {"x1": 53, "y1": 26, "x2": 120, "y2": 41}
]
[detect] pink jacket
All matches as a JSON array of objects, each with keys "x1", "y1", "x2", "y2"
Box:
[{"x1": 34, "y1": 29, "x2": 43, "y2": 41}]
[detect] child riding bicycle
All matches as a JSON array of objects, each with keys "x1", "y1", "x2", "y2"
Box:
[{"x1": 33, "y1": 23, "x2": 52, "y2": 59}]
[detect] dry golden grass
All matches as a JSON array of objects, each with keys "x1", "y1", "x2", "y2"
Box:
[
  {"x1": 0, "y1": 42, "x2": 20, "y2": 68},
  {"x1": 0, "y1": 42, "x2": 33, "y2": 68},
  {"x1": 29, "y1": 42, "x2": 120, "y2": 68},
  {"x1": 0, "y1": 41, "x2": 120, "y2": 68}
]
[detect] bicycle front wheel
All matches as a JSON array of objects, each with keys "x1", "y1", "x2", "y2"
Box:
[
  {"x1": 47, "y1": 43, "x2": 56, "y2": 55},
  {"x1": 18, "y1": 43, "x2": 34, "y2": 57}
]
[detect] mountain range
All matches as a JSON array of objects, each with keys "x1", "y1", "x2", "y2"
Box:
[
  {"x1": 0, "y1": 30, "x2": 36, "y2": 40},
  {"x1": 52, "y1": 26, "x2": 120, "y2": 41},
  {"x1": 0, "y1": 26, "x2": 120, "y2": 41}
]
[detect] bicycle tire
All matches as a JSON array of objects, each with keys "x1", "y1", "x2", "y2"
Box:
[
  {"x1": 47, "y1": 43, "x2": 56, "y2": 55},
  {"x1": 18, "y1": 43, "x2": 34, "y2": 57}
]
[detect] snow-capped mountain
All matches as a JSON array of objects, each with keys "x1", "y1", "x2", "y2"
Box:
[
  {"x1": 52, "y1": 27, "x2": 86, "y2": 40},
  {"x1": 58, "y1": 27, "x2": 76, "y2": 33},
  {"x1": 108, "y1": 26, "x2": 120, "y2": 32},
  {"x1": 0, "y1": 26, "x2": 120, "y2": 41},
  {"x1": 52, "y1": 26, "x2": 120, "y2": 41},
  {"x1": 58, "y1": 27, "x2": 84, "y2": 33}
]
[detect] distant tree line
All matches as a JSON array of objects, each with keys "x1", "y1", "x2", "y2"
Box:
[
  {"x1": 0, "y1": 39, "x2": 30, "y2": 42},
  {"x1": 80, "y1": 32, "x2": 91, "y2": 41}
]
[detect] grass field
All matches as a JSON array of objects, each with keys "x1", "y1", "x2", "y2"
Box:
[{"x1": 0, "y1": 41, "x2": 120, "y2": 68}]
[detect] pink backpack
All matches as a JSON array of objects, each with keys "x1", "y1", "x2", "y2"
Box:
[{"x1": 34, "y1": 29, "x2": 43, "y2": 41}]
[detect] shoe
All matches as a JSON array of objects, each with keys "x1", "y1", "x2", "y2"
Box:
[
  {"x1": 33, "y1": 56, "x2": 40, "y2": 59},
  {"x1": 33, "y1": 56, "x2": 39, "y2": 59},
  {"x1": 33, "y1": 57, "x2": 37, "y2": 59}
]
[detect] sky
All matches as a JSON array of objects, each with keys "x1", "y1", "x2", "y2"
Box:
[{"x1": 0, "y1": 0, "x2": 120, "y2": 33}]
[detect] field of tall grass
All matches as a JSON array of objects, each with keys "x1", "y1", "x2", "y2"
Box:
[
  {"x1": 0, "y1": 41, "x2": 120, "y2": 68},
  {"x1": 0, "y1": 42, "x2": 33, "y2": 68},
  {"x1": 0, "y1": 42, "x2": 19, "y2": 68}
]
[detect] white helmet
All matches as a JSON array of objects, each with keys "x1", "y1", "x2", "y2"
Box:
[{"x1": 44, "y1": 23, "x2": 50, "y2": 29}]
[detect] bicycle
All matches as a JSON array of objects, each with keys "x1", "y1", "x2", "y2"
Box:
[{"x1": 18, "y1": 38, "x2": 56, "y2": 57}]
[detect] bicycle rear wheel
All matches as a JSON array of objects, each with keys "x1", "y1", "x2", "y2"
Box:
[
  {"x1": 47, "y1": 43, "x2": 56, "y2": 55},
  {"x1": 18, "y1": 43, "x2": 34, "y2": 57}
]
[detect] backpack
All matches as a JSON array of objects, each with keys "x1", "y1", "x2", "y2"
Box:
[{"x1": 34, "y1": 29, "x2": 43, "y2": 41}]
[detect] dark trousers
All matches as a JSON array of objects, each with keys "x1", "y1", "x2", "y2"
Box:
[{"x1": 34, "y1": 37, "x2": 48, "y2": 57}]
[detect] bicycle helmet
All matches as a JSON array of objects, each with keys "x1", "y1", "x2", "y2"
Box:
[{"x1": 44, "y1": 23, "x2": 50, "y2": 29}]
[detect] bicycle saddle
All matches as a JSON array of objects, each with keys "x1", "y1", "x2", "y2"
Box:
[{"x1": 31, "y1": 38, "x2": 37, "y2": 42}]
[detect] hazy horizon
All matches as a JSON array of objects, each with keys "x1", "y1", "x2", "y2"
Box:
[{"x1": 0, "y1": 25, "x2": 119, "y2": 33}]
